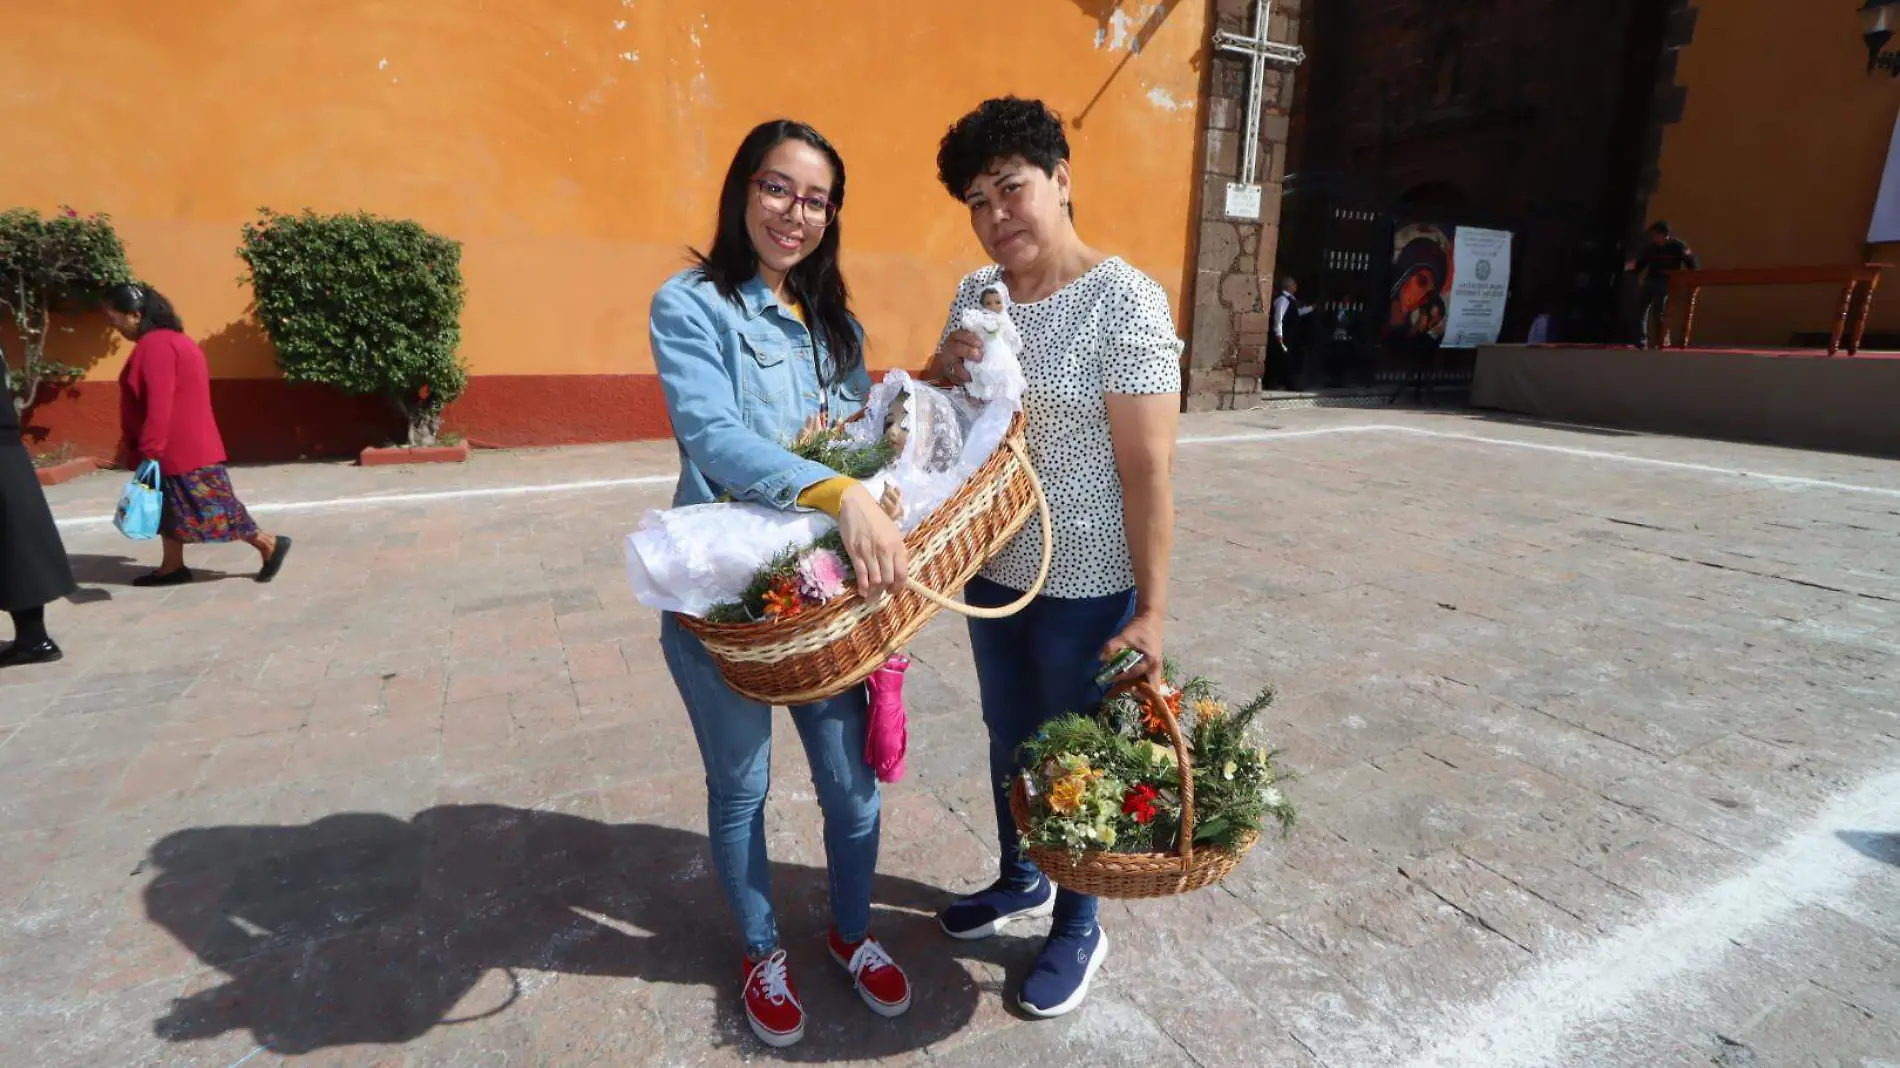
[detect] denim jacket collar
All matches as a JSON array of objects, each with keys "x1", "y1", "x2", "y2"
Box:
[{"x1": 737, "y1": 274, "x2": 792, "y2": 324}]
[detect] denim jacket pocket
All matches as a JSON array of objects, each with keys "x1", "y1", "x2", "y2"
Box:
[{"x1": 738, "y1": 329, "x2": 794, "y2": 405}]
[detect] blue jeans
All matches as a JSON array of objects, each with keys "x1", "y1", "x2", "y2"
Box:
[
  {"x1": 966, "y1": 576, "x2": 1137, "y2": 938},
  {"x1": 660, "y1": 613, "x2": 881, "y2": 959}
]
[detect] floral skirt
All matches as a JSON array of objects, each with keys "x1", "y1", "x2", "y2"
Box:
[{"x1": 160, "y1": 464, "x2": 260, "y2": 544}]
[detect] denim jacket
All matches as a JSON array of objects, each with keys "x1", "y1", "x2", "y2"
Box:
[{"x1": 650, "y1": 269, "x2": 870, "y2": 509}]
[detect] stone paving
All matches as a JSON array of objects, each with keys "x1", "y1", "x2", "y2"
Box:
[{"x1": 4, "y1": 407, "x2": 1899, "y2": 1067}]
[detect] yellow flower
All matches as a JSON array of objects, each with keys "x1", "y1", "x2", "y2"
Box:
[
  {"x1": 1048, "y1": 773, "x2": 1089, "y2": 814},
  {"x1": 1223, "y1": 760, "x2": 1238, "y2": 780},
  {"x1": 1098, "y1": 824, "x2": 1118, "y2": 848},
  {"x1": 1193, "y1": 698, "x2": 1225, "y2": 722}
]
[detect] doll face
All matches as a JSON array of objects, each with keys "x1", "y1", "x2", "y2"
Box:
[
  {"x1": 883, "y1": 393, "x2": 910, "y2": 452},
  {"x1": 981, "y1": 291, "x2": 1004, "y2": 313}
]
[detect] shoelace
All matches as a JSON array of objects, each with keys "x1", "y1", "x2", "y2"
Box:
[
  {"x1": 749, "y1": 950, "x2": 799, "y2": 1008},
  {"x1": 845, "y1": 937, "x2": 897, "y2": 979}
]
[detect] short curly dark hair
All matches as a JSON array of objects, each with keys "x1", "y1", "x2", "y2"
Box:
[{"x1": 936, "y1": 97, "x2": 1071, "y2": 201}]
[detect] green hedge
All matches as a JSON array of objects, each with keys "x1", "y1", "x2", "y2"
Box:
[{"x1": 239, "y1": 209, "x2": 466, "y2": 447}]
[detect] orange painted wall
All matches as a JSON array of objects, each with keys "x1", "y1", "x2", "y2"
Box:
[
  {"x1": 1645, "y1": 0, "x2": 1900, "y2": 346},
  {"x1": 1, "y1": 1, "x2": 1207, "y2": 408}
]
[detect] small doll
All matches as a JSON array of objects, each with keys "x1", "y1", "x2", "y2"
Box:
[{"x1": 958, "y1": 281, "x2": 1026, "y2": 403}]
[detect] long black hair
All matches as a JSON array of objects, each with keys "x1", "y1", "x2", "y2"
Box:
[
  {"x1": 691, "y1": 119, "x2": 862, "y2": 385},
  {"x1": 105, "y1": 282, "x2": 186, "y2": 337}
]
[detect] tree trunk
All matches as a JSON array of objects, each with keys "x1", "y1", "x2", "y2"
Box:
[{"x1": 407, "y1": 405, "x2": 441, "y2": 448}]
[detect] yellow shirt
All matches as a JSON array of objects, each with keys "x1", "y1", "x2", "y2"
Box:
[{"x1": 779, "y1": 300, "x2": 856, "y2": 517}]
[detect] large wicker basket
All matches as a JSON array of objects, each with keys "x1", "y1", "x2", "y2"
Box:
[
  {"x1": 1009, "y1": 681, "x2": 1261, "y2": 899},
  {"x1": 678, "y1": 412, "x2": 1051, "y2": 706}
]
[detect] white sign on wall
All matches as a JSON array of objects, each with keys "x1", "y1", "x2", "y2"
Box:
[
  {"x1": 1224, "y1": 182, "x2": 1262, "y2": 221},
  {"x1": 1442, "y1": 226, "x2": 1513, "y2": 348}
]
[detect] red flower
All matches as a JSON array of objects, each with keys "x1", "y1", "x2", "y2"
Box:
[
  {"x1": 1122, "y1": 783, "x2": 1160, "y2": 824},
  {"x1": 417, "y1": 383, "x2": 432, "y2": 401}
]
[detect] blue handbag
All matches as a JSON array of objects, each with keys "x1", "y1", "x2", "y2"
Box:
[{"x1": 114, "y1": 460, "x2": 163, "y2": 541}]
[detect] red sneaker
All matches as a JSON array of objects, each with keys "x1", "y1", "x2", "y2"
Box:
[
  {"x1": 828, "y1": 930, "x2": 912, "y2": 1018},
  {"x1": 741, "y1": 949, "x2": 805, "y2": 1047}
]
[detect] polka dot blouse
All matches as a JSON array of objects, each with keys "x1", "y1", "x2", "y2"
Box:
[{"x1": 939, "y1": 257, "x2": 1184, "y2": 599}]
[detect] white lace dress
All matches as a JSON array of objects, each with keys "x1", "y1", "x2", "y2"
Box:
[{"x1": 624, "y1": 372, "x2": 1019, "y2": 618}]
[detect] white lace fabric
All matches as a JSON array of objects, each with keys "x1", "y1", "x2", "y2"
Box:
[{"x1": 624, "y1": 371, "x2": 1021, "y2": 618}]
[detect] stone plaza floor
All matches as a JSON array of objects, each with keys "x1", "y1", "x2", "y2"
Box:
[{"x1": 4, "y1": 406, "x2": 1898, "y2": 1067}]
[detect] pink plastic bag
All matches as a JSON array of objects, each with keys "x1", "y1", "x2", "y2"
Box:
[{"x1": 865, "y1": 654, "x2": 911, "y2": 783}]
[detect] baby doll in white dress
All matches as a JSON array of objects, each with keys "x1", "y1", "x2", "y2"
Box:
[{"x1": 958, "y1": 281, "x2": 1025, "y2": 403}]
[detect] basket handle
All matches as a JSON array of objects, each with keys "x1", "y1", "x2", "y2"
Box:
[
  {"x1": 1121, "y1": 679, "x2": 1195, "y2": 865},
  {"x1": 898, "y1": 435, "x2": 1052, "y2": 620}
]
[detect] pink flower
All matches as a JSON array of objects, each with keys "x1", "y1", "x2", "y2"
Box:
[{"x1": 795, "y1": 548, "x2": 849, "y2": 603}]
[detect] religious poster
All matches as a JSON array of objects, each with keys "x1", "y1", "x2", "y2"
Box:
[
  {"x1": 1385, "y1": 222, "x2": 1513, "y2": 350},
  {"x1": 1386, "y1": 223, "x2": 1452, "y2": 347},
  {"x1": 1441, "y1": 226, "x2": 1513, "y2": 348}
]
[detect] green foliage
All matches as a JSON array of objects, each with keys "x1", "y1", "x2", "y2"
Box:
[
  {"x1": 0, "y1": 207, "x2": 131, "y2": 414},
  {"x1": 238, "y1": 209, "x2": 466, "y2": 446},
  {"x1": 1017, "y1": 667, "x2": 1296, "y2": 858}
]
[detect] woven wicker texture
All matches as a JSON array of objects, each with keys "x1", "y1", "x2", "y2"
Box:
[
  {"x1": 679, "y1": 413, "x2": 1049, "y2": 706},
  {"x1": 1008, "y1": 681, "x2": 1260, "y2": 899}
]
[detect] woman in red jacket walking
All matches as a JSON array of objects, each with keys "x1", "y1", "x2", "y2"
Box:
[{"x1": 106, "y1": 284, "x2": 292, "y2": 586}]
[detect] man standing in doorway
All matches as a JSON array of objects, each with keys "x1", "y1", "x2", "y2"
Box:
[
  {"x1": 1268, "y1": 276, "x2": 1314, "y2": 388},
  {"x1": 1624, "y1": 221, "x2": 1699, "y2": 348}
]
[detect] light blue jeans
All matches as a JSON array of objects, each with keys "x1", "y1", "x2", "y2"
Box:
[{"x1": 659, "y1": 613, "x2": 881, "y2": 959}]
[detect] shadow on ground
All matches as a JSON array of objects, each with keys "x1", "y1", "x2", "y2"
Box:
[
  {"x1": 1837, "y1": 830, "x2": 1900, "y2": 868},
  {"x1": 67, "y1": 554, "x2": 239, "y2": 587},
  {"x1": 143, "y1": 808, "x2": 1014, "y2": 1059}
]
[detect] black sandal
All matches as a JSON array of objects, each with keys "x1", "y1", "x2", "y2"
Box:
[
  {"x1": 257, "y1": 536, "x2": 294, "y2": 583},
  {"x1": 132, "y1": 568, "x2": 195, "y2": 588}
]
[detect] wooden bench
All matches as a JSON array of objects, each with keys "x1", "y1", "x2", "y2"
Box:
[{"x1": 1665, "y1": 264, "x2": 1892, "y2": 355}]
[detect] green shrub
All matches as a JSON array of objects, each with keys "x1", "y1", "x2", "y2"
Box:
[
  {"x1": 0, "y1": 207, "x2": 132, "y2": 416},
  {"x1": 239, "y1": 209, "x2": 466, "y2": 447}
]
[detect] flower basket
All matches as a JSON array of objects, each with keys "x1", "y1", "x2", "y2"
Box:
[
  {"x1": 678, "y1": 411, "x2": 1050, "y2": 706},
  {"x1": 1009, "y1": 681, "x2": 1262, "y2": 899}
]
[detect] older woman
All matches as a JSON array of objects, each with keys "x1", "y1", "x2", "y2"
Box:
[{"x1": 925, "y1": 97, "x2": 1182, "y2": 1018}]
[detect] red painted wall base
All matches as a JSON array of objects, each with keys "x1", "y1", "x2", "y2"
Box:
[{"x1": 20, "y1": 374, "x2": 675, "y2": 464}]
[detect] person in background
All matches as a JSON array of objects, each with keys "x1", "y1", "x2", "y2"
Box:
[
  {"x1": 1625, "y1": 221, "x2": 1700, "y2": 348},
  {"x1": 105, "y1": 284, "x2": 292, "y2": 586},
  {"x1": 927, "y1": 96, "x2": 1182, "y2": 1020},
  {"x1": 1268, "y1": 275, "x2": 1314, "y2": 388},
  {"x1": 0, "y1": 371, "x2": 77, "y2": 667}
]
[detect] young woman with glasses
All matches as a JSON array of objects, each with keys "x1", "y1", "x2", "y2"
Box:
[{"x1": 646, "y1": 119, "x2": 912, "y2": 1048}]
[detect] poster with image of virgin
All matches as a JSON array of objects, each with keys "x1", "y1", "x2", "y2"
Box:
[
  {"x1": 1387, "y1": 223, "x2": 1514, "y2": 350},
  {"x1": 1387, "y1": 223, "x2": 1453, "y2": 348}
]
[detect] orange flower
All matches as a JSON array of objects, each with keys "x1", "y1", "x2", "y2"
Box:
[
  {"x1": 1143, "y1": 688, "x2": 1185, "y2": 737},
  {"x1": 761, "y1": 576, "x2": 805, "y2": 619},
  {"x1": 1193, "y1": 698, "x2": 1225, "y2": 722},
  {"x1": 1047, "y1": 774, "x2": 1088, "y2": 815}
]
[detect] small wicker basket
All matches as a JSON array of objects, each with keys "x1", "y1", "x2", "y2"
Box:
[
  {"x1": 678, "y1": 412, "x2": 1051, "y2": 706},
  {"x1": 1009, "y1": 681, "x2": 1261, "y2": 899}
]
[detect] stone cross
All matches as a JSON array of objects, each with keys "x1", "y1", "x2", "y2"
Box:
[{"x1": 1213, "y1": 0, "x2": 1306, "y2": 188}]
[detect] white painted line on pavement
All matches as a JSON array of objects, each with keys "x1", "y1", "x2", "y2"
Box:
[
  {"x1": 53, "y1": 474, "x2": 677, "y2": 530},
  {"x1": 52, "y1": 423, "x2": 1900, "y2": 532},
  {"x1": 1397, "y1": 768, "x2": 1900, "y2": 1068},
  {"x1": 1183, "y1": 424, "x2": 1900, "y2": 499}
]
